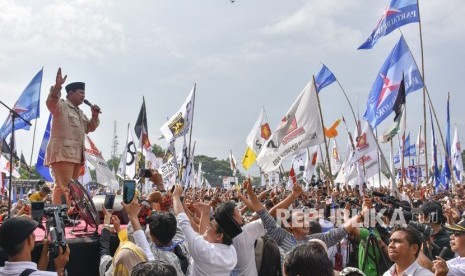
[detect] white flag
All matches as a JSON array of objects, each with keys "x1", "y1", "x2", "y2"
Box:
[
  {"x1": 246, "y1": 107, "x2": 271, "y2": 154},
  {"x1": 330, "y1": 139, "x2": 341, "y2": 173},
  {"x1": 229, "y1": 150, "x2": 237, "y2": 176},
  {"x1": 257, "y1": 78, "x2": 324, "y2": 172},
  {"x1": 303, "y1": 146, "x2": 318, "y2": 183},
  {"x1": 292, "y1": 148, "x2": 307, "y2": 171},
  {"x1": 0, "y1": 154, "x2": 20, "y2": 178},
  {"x1": 84, "y1": 136, "x2": 119, "y2": 191},
  {"x1": 160, "y1": 84, "x2": 195, "y2": 142},
  {"x1": 196, "y1": 162, "x2": 203, "y2": 187},
  {"x1": 347, "y1": 122, "x2": 378, "y2": 167},
  {"x1": 118, "y1": 125, "x2": 137, "y2": 180},
  {"x1": 78, "y1": 161, "x2": 92, "y2": 187},
  {"x1": 452, "y1": 126, "x2": 463, "y2": 182},
  {"x1": 416, "y1": 125, "x2": 425, "y2": 155}
]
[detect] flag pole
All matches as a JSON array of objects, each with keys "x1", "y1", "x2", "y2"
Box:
[
  {"x1": 416, "y1": 125, "x2": 422, "y2": 188},
  {"x1": 375, "y1": 128, "x2": 382, "y2": 188},
  {"x1": 187, "y1": 84, "x2": 196, "y2": 176},
  {"x1": 313, "y1": 75, "x2": 333, "y2": 192},
  {"x1": 401, "y1": 106, "x2": 407, "y2": 186},
  {"x1": 335, "y1": 79, "x2": 358, "y2": 129},
  {"x1": 26, "y1": 117, "x2": 39, "y2": 187},
  {"x1": 416, "y1": 0, "x2": 429, "y2": 183}
]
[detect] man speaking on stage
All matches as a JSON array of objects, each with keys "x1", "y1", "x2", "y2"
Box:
[{"x1": 45, "y1": 68, "x2": 101, "y2": 205}]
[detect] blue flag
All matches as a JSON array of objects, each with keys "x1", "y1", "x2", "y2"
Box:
[
  {"x1": 363, "y1": 36, "x2": 423, "y2": 128},
  {"x1": 429, "y1": 107, "x2": 441, "y2": 191},
  {"x1": 358, "y1": 0, "x2": 420, "y2": 50},
  {"x1": 0, "y1": 69, "x2": 43, "y2": 139},
  {"x1": 440, "y1": 97, "x2": 451, "y2": 190},
  {"x1": 36, "y1": 114, "x2": 53, "y2": 182},
  {"x1": 315, "y1": 64, "x2": 336, "y2": 93},
  {"x1": 393, "y1": 133, "x2": 416, "y2": 163}
]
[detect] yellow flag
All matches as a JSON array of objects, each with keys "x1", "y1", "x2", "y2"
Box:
[{"x1": 241, "y1": 147, "x2": 256, "y2": 170}]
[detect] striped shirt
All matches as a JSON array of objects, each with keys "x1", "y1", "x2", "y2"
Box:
[{"x1": 257, "y1": 208, "x2": 348, "y2": 253}]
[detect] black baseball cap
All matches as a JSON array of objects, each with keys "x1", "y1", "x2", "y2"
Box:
[{"x1": 0, "y1": 217, "x2": 38, "y2": 250}]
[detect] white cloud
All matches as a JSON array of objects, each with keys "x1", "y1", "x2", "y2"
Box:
[{"x1": 0, "y1": 0, "x2": 127, "y2": 64}]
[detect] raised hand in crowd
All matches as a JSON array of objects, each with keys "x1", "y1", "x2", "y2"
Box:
[
  {"x1": 111, "y1": 215, "x2": 121, "y2": 234},
  {"x1": 193, "y1": 202, "x2": 211, "y2": 234},
  {"x1": 122, "y1": 197, "x2": 142, "y2": 231},
  {"x1": 432, "y1": 256, "x2": 449, "y2": 276}
]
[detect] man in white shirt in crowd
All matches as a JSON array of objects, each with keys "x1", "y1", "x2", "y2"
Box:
[
  {"x1": 433, "y1": 219, "x2": 465, "y2": 276},
  {"x1": 383, "y1": 225, "x2": 433, "y2": 276},
  {"x1": 172, "y1": 184, "x2": 240, "y2": 276},
  {"x1": 0, "y1": 217, "x2": 70, "y2": 276}
]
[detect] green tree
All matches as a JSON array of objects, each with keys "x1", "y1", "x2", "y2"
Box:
[
  {"x1": 194, "y1": 155, "x2": 243, "y2": 186},
  {"x1": 152, "y1": 143, "x2": 165, "y2": 157},
  {"x1": 107, "y1": 156, "x2": 121, "y2": 172}
]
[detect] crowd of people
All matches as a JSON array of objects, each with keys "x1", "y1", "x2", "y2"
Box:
[
  {"x1": 1, "y1": 68, "x2": 464, "y2": 275},
  {"x1": 4, "y1": 174, "x2": 464, "y2": 276}
]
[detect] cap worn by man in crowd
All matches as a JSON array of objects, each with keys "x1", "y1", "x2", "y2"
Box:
[
  {"x1": 214, "y1": 209, "x2": 242, "y2": 239},
  {"x1": 65, "y1": 82, "x2": 85, "y2": 93},
  {"x1": 0, "y1": 217, "x2": 38, "y2": 250},
  {"x1": 445, "y1": 219, "x2": 465, "y2": 234}
]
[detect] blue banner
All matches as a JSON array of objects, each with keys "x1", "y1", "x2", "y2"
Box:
[
  {"x1": 359, "y1": 0, "x2": 420, "y2": 49},
  {"x1": 363, "y1": 36, "x2": 423, "y2": 128},
  {"x1": 36, "y1": 114, "x2": 53, "y2": 182},
  {"x1": 0, "y1": 69, "x2": 43, "y2": 139}
]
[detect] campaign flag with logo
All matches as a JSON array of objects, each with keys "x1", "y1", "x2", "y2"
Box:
[
  {"x1": 363, "y1": 36, "x2": 424, "y2": 128},
  {"x1": 0, "y1": 69, "x2": 43, "y2": 140},
  {"x1": 243, "y1": 107, "x2": 270, "y2": 170},
  {"x1": 452, "y1": 126, "x2": 463, "y2": 182},
  {"x1": 84, "y1": 136, "x2": 119, "y2": 190},
  {"x1": 315, "y1": 64, "x2": 336, "y2": 93},
  {"x1": 347, "y1": 122, "x2": 378, "y2": 166},
  {"x1": 160, "y1": 84, "x2": 195, "y2": 142},
  {"x1": 117, "y1": 124, "x2": 137, "y2": 180},
  {"x1": 358, "y1": 0, "x2": 420, "y2": 50},
  {"x1": 256, "y1": 78, "x2": 324, "y2": 172},
  {"x1": 36, "y1": 114, "x2": 53, "y2": 182}
]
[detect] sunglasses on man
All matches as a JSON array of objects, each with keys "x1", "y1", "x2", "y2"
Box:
[{"x1": 451, "y1": 231, "x2": 465, "y2": 237}]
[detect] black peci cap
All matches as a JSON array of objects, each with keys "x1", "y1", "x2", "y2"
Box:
[{"x1": 65, "y1": 82, "x2": 85, "y2": 93}]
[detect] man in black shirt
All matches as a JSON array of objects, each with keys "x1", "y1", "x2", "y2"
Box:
[{"x1": 418, "y1": 201, "x2": 454, "y2": 260}]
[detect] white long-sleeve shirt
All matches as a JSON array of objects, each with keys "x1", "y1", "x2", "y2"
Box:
[{"x1": 177, "y1": 212, "x2": 237, "y2": 276}]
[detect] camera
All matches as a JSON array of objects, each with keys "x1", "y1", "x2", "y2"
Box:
[
  {"x1": 31, "y1": 202, "x2": 68, "y2": 258},
  {"x1": 409, "y1": 221, "x2": 434, "y2": 242}
]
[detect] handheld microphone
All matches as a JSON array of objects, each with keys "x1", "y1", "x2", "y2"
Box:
[
  {"x1": 83, "y1": 99, "x2": 102, "y2": 114},
  {"x1": 439, "y1": 247, "x2": 449, "y2": 259}
]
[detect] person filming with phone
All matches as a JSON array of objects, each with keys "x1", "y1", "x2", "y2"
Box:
[{"x1": 44, "y1": 68, "x2": 101, "y2": 205}]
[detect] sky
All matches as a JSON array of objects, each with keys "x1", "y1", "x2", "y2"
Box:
[{"x1": 1, "y1": 0, "x2": 464, "y2": 178}]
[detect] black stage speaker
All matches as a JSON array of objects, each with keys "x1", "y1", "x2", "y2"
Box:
[{"x1": 92, "y1": 195, "x2": 129, "y2": 224}]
